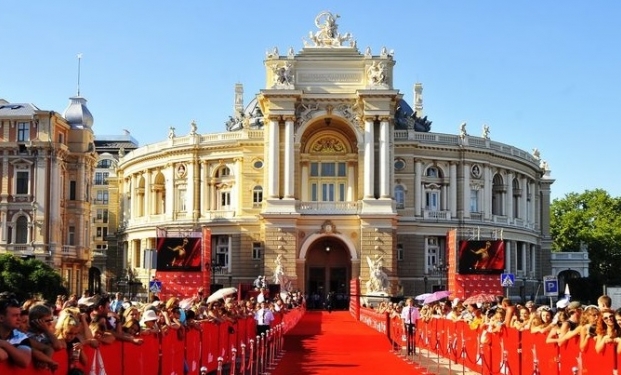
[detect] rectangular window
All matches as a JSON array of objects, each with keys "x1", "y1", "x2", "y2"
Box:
[
  {"x1": 321, "y1": 163, "x2": 335, "y2": 176},
  {"x1": 96, "y1": 227, "x2": 102, "y2": 238},
  {"x1": 17, "y1": 122, "x2": 30, "y2": 142},
  {"x1": 178, "y1": 189, "x2": 187, "y2": 212},
  {"x1": 397, "y1": 244, "x2": 404, "y2": 261},
  {"x1": 68, "y1": 226, "x2": 75, "y2": 246},
  {"x1": 215, "y1": 236, "x2": 229, "y2": 269},
  {"x1": 252, "y1": 242, "x2": 262, "y2": 260},
  {"x1": 96, "y1": 190, "x2": 109, "y2": 204},
  {"x1": 338, "y1": 184, "x2": 345, "y2": 201},
  {"x1": 516, "y1": 245, "x2": 524, "y2": 271},
  {"x1": 16, "y1": 171, "x2": 29, "y2": 194},
  {"x1": 337, "y1": 162, "x2": 346, "y2": 177},
  {"x1": 425, "y1": 191, "x2": 439, "y2": 211},
  {"x1": 253, "y1": 188, "x2": 263, "y2": 206},
  {"x1": 70, "y1": 181, "x2": 76, "y2": 200},
  {"x1": 529, "y1": 246, "x2": 536, "y2": 273},
  {"x1": 94, "y1": 172, "x2": 109, "y2": 185},
  {"x1": 322, "y1": 183, "x2": 335, "y2": 201},
  {"x1": 311, "y1": 184, "x2": 317, "y2": 201},
  {"x1": 220, "y1": 192, "x2": 230, "y2": 208},
  {"x1": 470, "y1": 189, "x2": 479, "y2": 212},
  {"x1": 65, "y1": 269, "x2": 72, "y2": 294},
  {"x1": 310, "y1": 163, "x2": 319, "y2": 177}
]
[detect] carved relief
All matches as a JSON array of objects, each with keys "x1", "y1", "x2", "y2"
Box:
[
  {"x1": 271, "y1": 62, "x2": 295, "y2": 89},
  {"x1": 311, "y1": 136, "x2": 346, "y2": 153}
]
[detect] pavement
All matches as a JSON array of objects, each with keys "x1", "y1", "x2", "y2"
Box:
[{"x1": 391, "y1": 346, "x2": 482, "y2": 375}]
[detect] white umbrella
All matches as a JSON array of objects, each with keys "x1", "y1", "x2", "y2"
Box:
[{"x1": 207, "y1": 287, "x2": 237, "y2": 303}]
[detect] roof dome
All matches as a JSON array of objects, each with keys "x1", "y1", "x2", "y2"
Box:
[{"x1": 63, "y1": 95, "x2": 94, "y2": 129}]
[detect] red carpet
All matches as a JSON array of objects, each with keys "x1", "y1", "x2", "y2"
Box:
[{"x1": 270, "y1": 311, "x2": 425, "y2": 375}]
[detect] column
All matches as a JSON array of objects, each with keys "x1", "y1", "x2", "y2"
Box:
[
  {"x1": 283, "y1": 116, "x2": 295, "y2": 199},
  {"x1": 521, "y1": 176, "x2": 528, "y2": 222},
  {"x1": 144, "y1": 171, "x2": 151, "y2": 216},
  {"x1": 131, "y1": 174, "x2": 138, "y2": 219},
  {"x1": 301, "y1": 162, "x2": 309, "y2": 201},
  {"x1": 210, "y1": 182, "x2": 217, "y2": 211},
  {"x1": 379, "y1": 116, "x2": 390, "y2": 198},
  {"x1": 363, "y1": 117, "x2": 375, "y2": 198},
  {"x1": 267, "y1": 117, "x2": 280, "y2": 198},
  {"x1": 506, "y1": 171, "x2": 514, "y2": 219},
  {"x1": 505, "y1": 241, "x2": 511, "y2": 273},
  {"x1": 347, "y1": 161, "x2": 355, "y2": 201},
  {"x1": 414, "y1": 159, "x2": 422, "y2": 216},
  {"x1": 483, "y1": 166, "x2": 491, "y2": 219},
  {"x1": 462, "y1": 164, "x2": 470, "y2": 217},
  {"x1": 449, "y1": 163, "x2": 457, "y2": 217}
]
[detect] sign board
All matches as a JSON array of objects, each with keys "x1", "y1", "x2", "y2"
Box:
[
  {"x1": 149, "y1": 280, "x2": 162, "y2": 293},
  {"x1": 500, "y1": 273, "x2": 515, "y2": 287},
  {"x1": 543, "y1": 275, "x2": 558, "y2": 297}
]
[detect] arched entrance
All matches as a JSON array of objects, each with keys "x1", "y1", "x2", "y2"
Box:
[
  {"x1": 88, "y1": 267, "x2": 102, "y2": 295},
  {"x1": 306, "y1": 238, "x2": 351, "y2": 310}
]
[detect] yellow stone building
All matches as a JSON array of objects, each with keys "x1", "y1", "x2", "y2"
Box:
[{"x1": 114, "y1": 12, "x2": 553, "y2": 299}]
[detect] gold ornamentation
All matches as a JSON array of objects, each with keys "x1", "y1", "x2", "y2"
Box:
[{"x1": 311, "y1": 137, "x2": 346, "y2": 153}]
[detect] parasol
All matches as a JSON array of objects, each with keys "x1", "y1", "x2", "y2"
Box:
[
  {"x1": 423, "y1": 290, "x2": 452, "y2": 304},
  {"x1": 206, "y1": 287, "x2": 238, "y2": 303},
  {"x1": 463, "y1": 293, "x2": 498, "y2": 306},
  {"x1": 414, "y1": 293, "x2": 433, "y2": 301}
]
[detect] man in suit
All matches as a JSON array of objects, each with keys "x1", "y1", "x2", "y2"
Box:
[
  {"x1": 254, "y1": 301, "x2": 274, "y2": 337},
  {"x1": 400, "y1": 297, "x2": 420, "y2": 356}
]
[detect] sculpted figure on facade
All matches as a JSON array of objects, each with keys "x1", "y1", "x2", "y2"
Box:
[
  {"x1": 168, "y1": 126, "x2": 176, "y2": 139},
  {"x1": 459, "y1": 122, "x2": 467, "y2": 138},
  {"x1": 273, "y1": 254, "x2": 292, "y2": 291},
  {"x1": 366, "y1": 255, "x2": 389, "y2": 294},
  {"x1": 532, "y1": 148, "x2": 541, "y2": 161},
  {"x1": 272, "y1": 62, "x2": 295, "y2": 89},
  {"x1": 482, "y1": 124, "x2": 490, "y2": 139},
  {"x1": 367, "y1": 61, "x2": 388, "y2": 87},
  {"x1": 190, "y1": 120, "x2": 197, "y2": 136},
  {"x1": 305, "y1": 11, "x2": 355, "y2": 47}
]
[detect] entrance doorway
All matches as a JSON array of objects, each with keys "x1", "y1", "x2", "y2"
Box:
[{"x1": 306, "y1": 239, "x2": 351, "y2": 310}]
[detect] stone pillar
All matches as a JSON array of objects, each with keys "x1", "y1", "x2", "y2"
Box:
[
  {"x1": 414, "y1": 159, "x2": 422, "y2": 216},
  {"x1": 379, "y1": 116, "x2": 390, "y2": 198},
  {"x1": 507, "y1": 171, "x2": 514, "y2": 219},
  {"x1": 267, "y1": 117, "x2": 280, "y2": 198},
  {"x1": 283, "y1": 116, "x2": 295, "y2": 199},
  {"x1": 449, "y1": 162, "x2": 457, "y2": 217},
  {"x1": 301, "y1": 162, "x2": 309, "y2": 201},
  {"x1": 462, "y1": 164, "x2": 470, "y2": 218},
  {"x1": 363, "y1": 117, "x2": 375, "y2": 198}
]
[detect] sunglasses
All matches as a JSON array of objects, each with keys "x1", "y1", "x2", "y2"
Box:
[{"x1": 603, "y1": 315, "x2": 613, "y2": 321}]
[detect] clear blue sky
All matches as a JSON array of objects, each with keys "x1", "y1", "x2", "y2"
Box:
[{"x1": 2, "y1": 2, "x2": 620, "y2": 201}]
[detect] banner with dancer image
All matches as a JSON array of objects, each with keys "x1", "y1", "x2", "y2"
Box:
[
  {"x1": 458, "y1": 240, "x2": 505, "y2": 274},
  {"x1": 156, "y1": 229, "x2": 202, "y2": 271}
]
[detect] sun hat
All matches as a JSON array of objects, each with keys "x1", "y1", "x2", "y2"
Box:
[{"x1": 141, "y1": 309, "x2": 158, "y2": 322}]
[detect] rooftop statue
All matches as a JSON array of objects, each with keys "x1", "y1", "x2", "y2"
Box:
[{"x1": 304, "y1": 11, "x2": 355, "y2": 48}]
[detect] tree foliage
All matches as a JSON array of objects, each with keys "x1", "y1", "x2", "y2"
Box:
[
  {"x1": 551, "y1": 189, "x2": 621, "y2": 285},
  {"x1": 0, "y1": 254, "x2": 67, "y2": 302}
]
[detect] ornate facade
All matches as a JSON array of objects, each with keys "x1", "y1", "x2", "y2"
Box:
[
  {"x1": 115, "y1": 12, "x2": 553, "y2": 299},
  {"x1": 0, "y1": 95, "x2": 97, "y2": 294}
]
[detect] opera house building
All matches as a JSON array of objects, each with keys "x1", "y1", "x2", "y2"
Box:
[{"x1": 113, "y1": 12, "x2": 553, "y2": 299}]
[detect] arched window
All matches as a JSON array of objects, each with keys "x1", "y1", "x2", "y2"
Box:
[
  {"x1": 15, "y1": 216, "x2": 28, "y2": 244},
  {"x1": 492, "y1": 174, "x2": 505, "y2": 216},
  {"x1": 217, "y1": 167, "x2": 231, "y2": 177},
  {"x1": 394, "y1": 185, "x2": 405, "y2": 209}
]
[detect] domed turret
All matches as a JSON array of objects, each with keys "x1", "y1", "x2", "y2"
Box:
[{"x1": 63, "y1": 95, "x2": 94, "y2": 129}]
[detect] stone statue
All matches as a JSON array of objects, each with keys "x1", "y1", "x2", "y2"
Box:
[
  {"x1": 272, "y1": 62, "x2": 294, "y2": 88},
  {"x1": 305, "y1": 11, "x2": 355, "y2": 47},
  {"x1": 482, "y1": 124, "x2": 490, "y2": 139},
  {"x1": 532, "y1": 148, "x2": 541, "y2": 160},
  {"x1": 118, "y1": 146, "x2": 125, "y2": 158},
  {"x1": 287, "y1": 47, "x2": 294, "y2": 58},
  {"x1": 253, "y1": 275, "x2": 266, "y2": 290},
  {"x1": 364, "y1": 46, "x2": 372, "y2": 57},
  {"x1": 190, "y1": 120, "x2": 197, "y2": 136},
  {"x1": 459, "y1": 122, "x2": 467, "y2": 138},
  {"x1": 366, "y1": 255, "x2": 389, "y2": 294},
  {"x1": 367, "y1": 61, "x2": 387, "y2": 86},
  {"x1": 168, "y1": 126, "x2": 176, "y2": 139},
  {"x1": 273, "y1": 254, "x2": 292, "y2": 291},
  {"x1": 540, "y1": 160, "x2": 549, "y2": 172}
]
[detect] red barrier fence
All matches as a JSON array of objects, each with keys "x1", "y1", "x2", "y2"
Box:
[
  {"x1": 0, "y1": 307, "x2": 305, "y2": 375},
  {"x1": 360, "y1": 306, "x2": 620, "y2": 375}
]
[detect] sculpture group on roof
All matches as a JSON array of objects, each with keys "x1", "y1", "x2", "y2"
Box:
[{"x1": 304, "y1": 11, "x2": 356, "y2": 48}]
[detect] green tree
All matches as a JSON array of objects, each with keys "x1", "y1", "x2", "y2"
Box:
[
  {"x1": 0, "y1": 254, "x2": 67, "y2": 302},
  {"x1": 550, "y1": 189, "x2": 621, "y2": 285}
]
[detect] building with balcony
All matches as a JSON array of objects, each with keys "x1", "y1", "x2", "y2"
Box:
[
  {"x1": 113, "y1": 12, "x2": 554, "y2": 299},
  {"x1": 0, "y1": 93, "x2": 97, "y2": 295},
  {"x1": 89, "y1": 132, "x2": 139, "y2": 293}
]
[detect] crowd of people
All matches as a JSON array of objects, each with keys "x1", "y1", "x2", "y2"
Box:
[
  {"x1": 0, "y1": 287, "x2": 305, "y2": 372},
  {"x1": 372, "y1": 293, "x2": 621, "y2": 354}
]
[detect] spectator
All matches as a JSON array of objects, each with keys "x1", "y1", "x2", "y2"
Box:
[
  {"x1": 56, "y1": 311, "x2": 87, "y2": 372},
  {"x1": 254, "y1": 301, "x2": 274, "y2": 337},
  {"x1": 0, "y1": 294, "x2": 32, "y2": 368},
  {"x1": 598, "y1": 295, "x2": 612, "y2": 310},
  {"x1": 595, "y1": 308, "x2": 620, "y2": 353},
  {"x1": 26, "y1": 304, "x2": 63, "y2": 370},
  {"x1": 530, "y1": 306, "x2": 554, "y2": 334}
]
